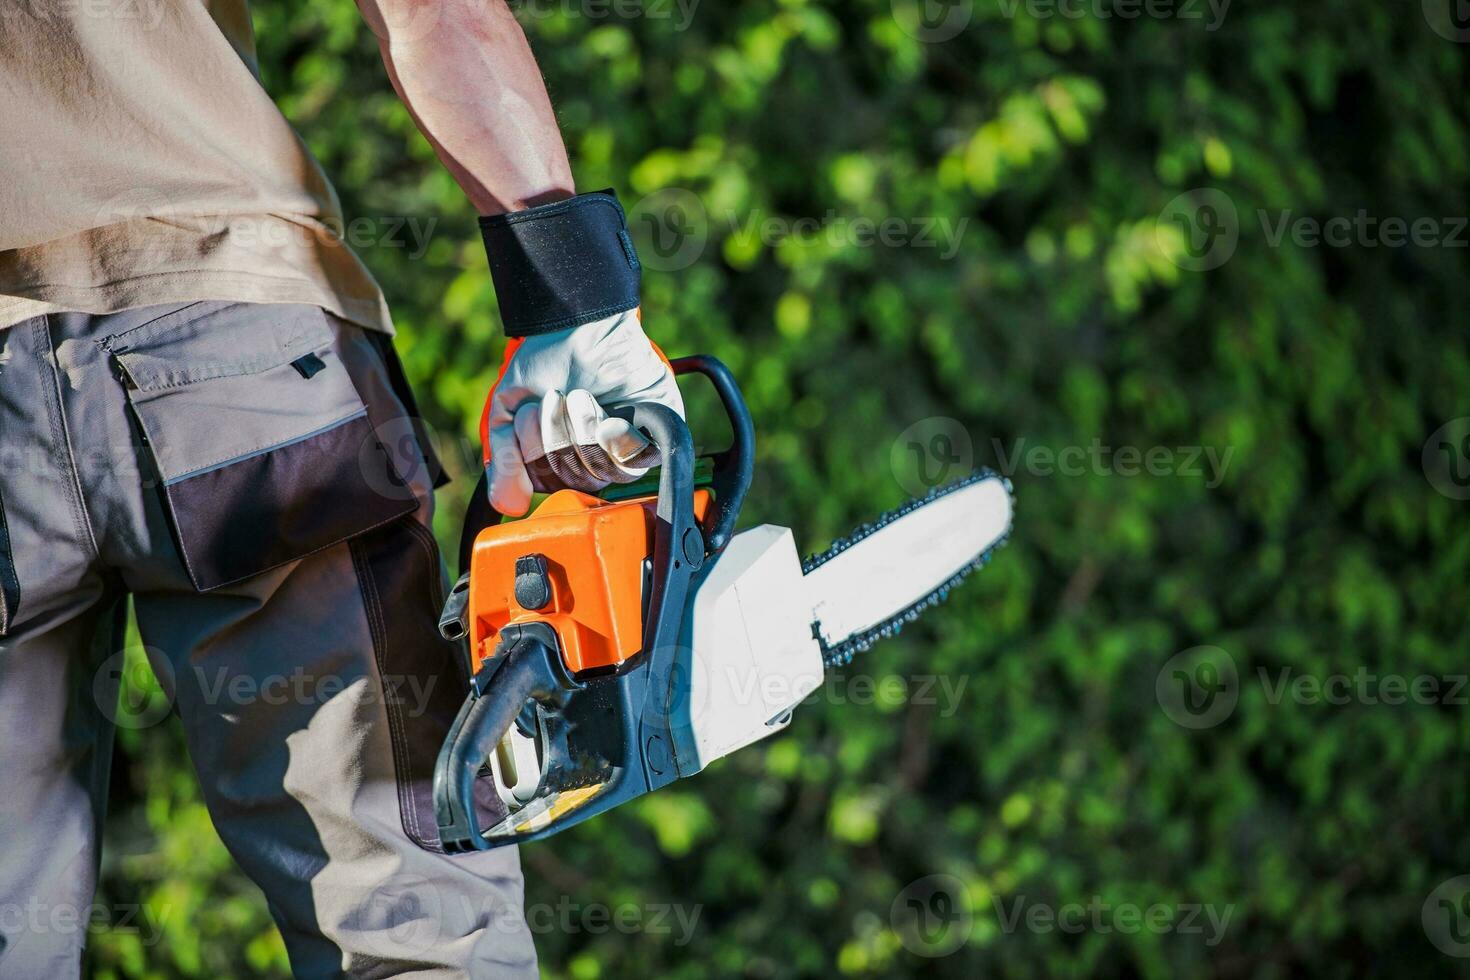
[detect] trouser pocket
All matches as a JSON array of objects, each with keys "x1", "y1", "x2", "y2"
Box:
[
  {"x1": 0, "y1": 488, "x2": 19, "y2": 634},
  {"x1": 103, "y1": 302, "x2": 419, "y2": 590}
]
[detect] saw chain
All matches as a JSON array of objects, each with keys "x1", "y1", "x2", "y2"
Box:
[{"x1": 801, "y1": 468, "x2": 1014, "y2": 668}]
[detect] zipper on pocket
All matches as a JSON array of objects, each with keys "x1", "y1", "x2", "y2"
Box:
[
  {"x1": 109, "y1": 358, "x2": 150, "y2": 460},
  {"x1": 0, "y1": 489, "x2": 21, "y2": 635}
]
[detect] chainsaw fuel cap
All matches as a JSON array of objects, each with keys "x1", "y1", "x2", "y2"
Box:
[{"x1": 513, "y1": 554, "x2": 553, "y2": 610}]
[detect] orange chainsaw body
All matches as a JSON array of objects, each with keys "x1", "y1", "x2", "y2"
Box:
[{"x1": 465, "y1": 488, "x2": 712, "y2": 676}]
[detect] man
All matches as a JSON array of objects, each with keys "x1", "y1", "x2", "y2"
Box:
[{"x1": 0, "y1": 0, "x2": 679, "y2": 975}]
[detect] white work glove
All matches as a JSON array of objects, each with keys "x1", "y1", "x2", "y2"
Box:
[{"x1": 483, "y1": 310, "x2": 684, "y2": 517}]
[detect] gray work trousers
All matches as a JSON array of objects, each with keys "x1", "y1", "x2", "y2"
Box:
[{"x1": 0, "y1": 302, "x2": 537, "y2": 978}]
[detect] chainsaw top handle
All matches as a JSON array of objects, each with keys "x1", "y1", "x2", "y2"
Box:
[
  {"x1": 667, "y1": 354, "x2": 753, "y2": 553},
  {"x1": 455, "y1": 353, "x2": 754, "y2": 574}
]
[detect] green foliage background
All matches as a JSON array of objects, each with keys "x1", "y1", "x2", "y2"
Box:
[{"x1": 91, "y1": 1, "x2": 1470, "y2": 977}]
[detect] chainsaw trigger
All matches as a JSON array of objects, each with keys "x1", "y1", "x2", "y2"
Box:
[{"x1": 514, "y1": 701, "x2": 538, "y2": 738}]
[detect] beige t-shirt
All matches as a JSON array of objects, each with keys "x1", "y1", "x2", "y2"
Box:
[{"x1": 0, "y1": 0, "x2": 392, "y2": 333}]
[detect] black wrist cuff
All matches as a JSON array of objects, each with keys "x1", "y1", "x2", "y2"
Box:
[{"x1": 478, "y1": 189, "x2": 642, "y2": 338}]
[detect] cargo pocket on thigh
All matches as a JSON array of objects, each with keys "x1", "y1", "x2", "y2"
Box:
[{"x1": 104, "y1": 302, "x2": 418, "y2": 591}]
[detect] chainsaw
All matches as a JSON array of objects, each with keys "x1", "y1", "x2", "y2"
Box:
[{"x1": 432, "y1": 355, "x2": 1014, "y2": 852}]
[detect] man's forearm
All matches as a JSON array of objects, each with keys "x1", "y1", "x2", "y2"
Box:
[{"x1": 358, "y1": 0, "x2": 574, "y2": 214}]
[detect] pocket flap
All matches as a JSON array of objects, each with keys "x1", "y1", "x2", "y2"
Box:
[
  {"x1": 111, "y1": 305, "x2": 363, "y2": 485},
  {"x1": 107, "y1": 301, "x2": 333, "y2": 392}
]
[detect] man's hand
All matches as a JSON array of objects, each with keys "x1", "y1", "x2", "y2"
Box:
[{"x1": 483, "y1": 311, "x2": 684, "y2": 516}]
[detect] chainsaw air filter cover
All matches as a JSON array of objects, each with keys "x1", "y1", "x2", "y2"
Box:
[{"x1": 464, "y1": 488, "x2": 713, "y2": 679}]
